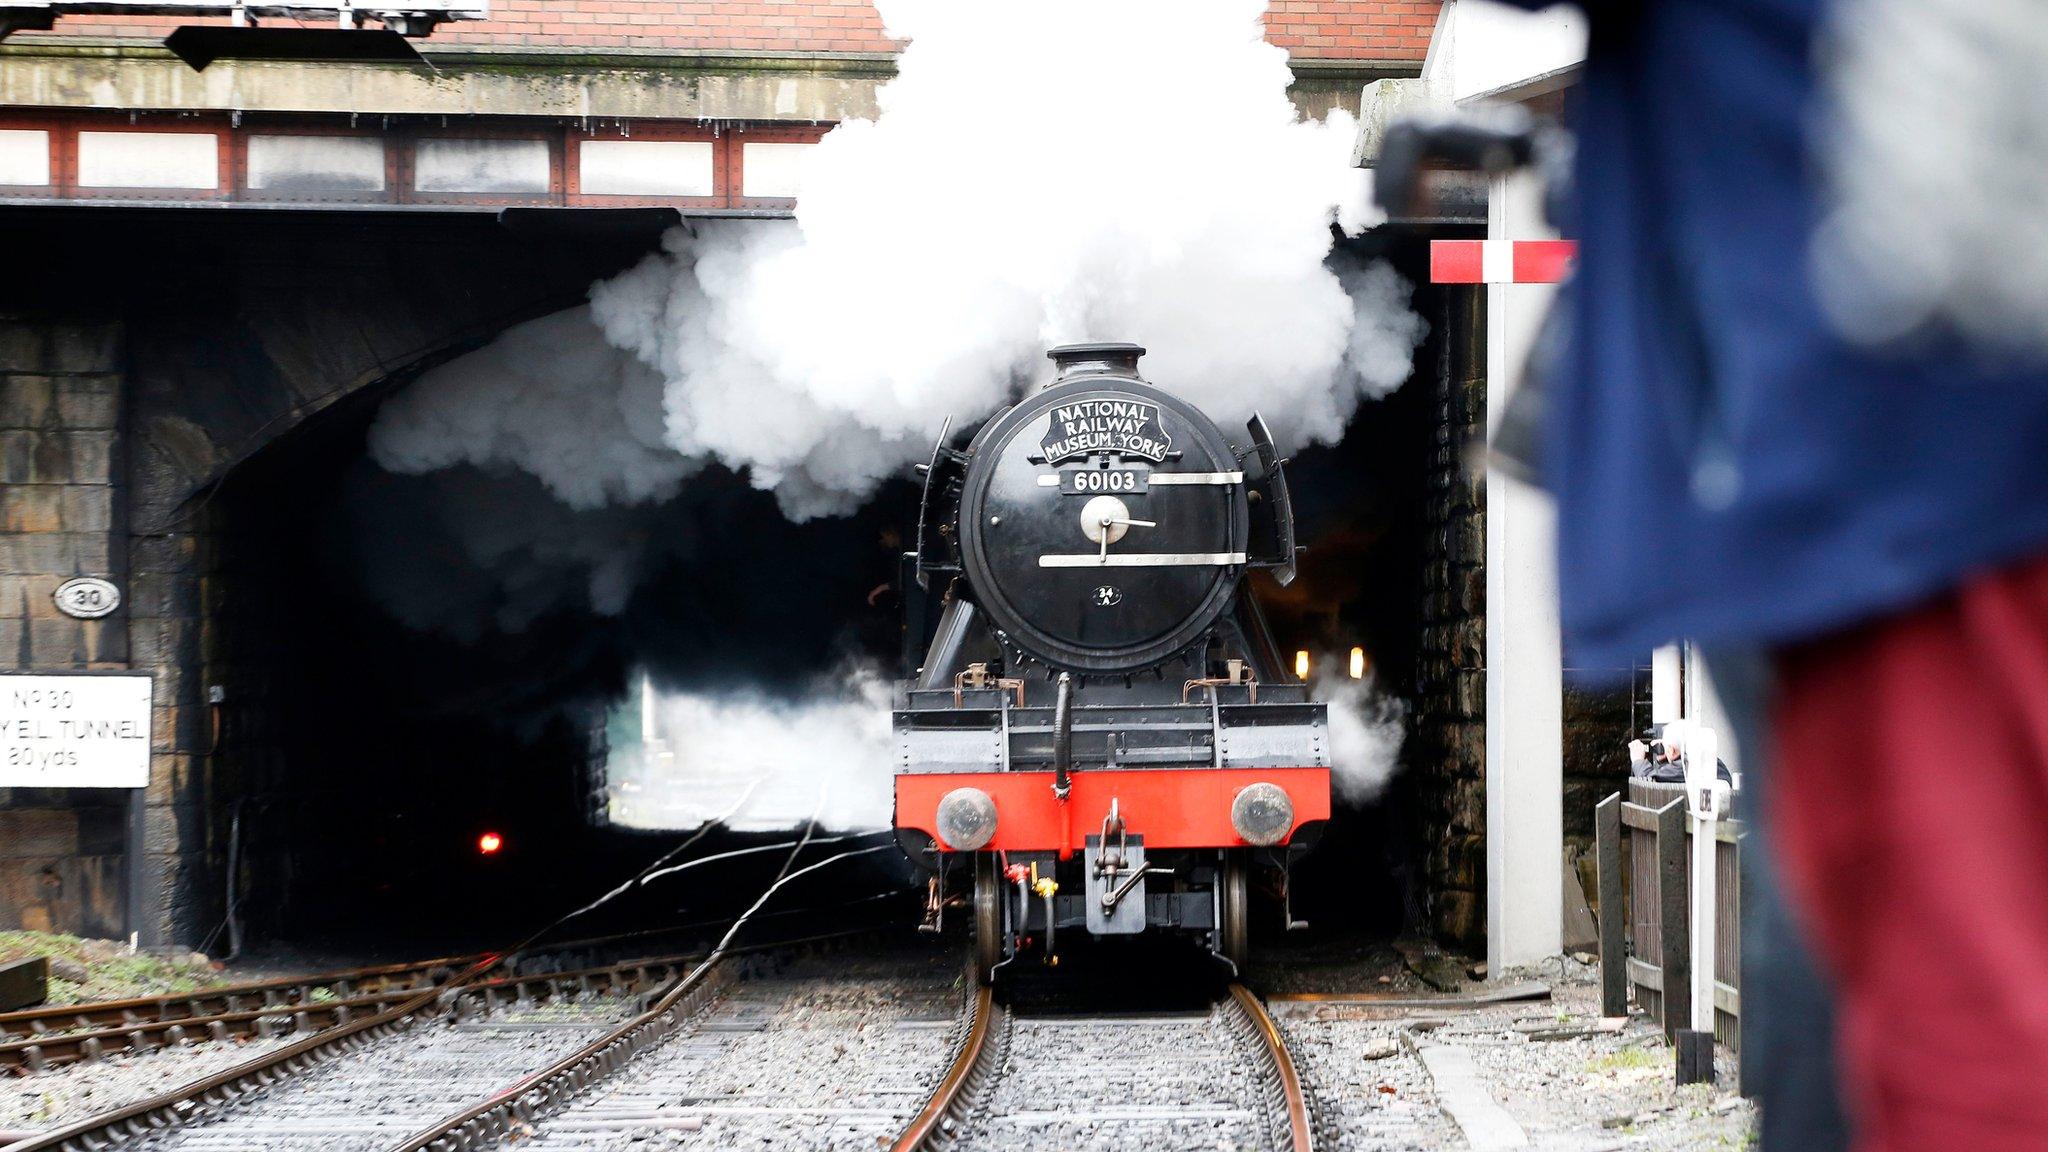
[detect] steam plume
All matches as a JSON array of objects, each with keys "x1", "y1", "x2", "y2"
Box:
[
  {"x1": 1314, "y1": 670, "x2": 1409, "y2": 803},
  {"x1": 609, "y1": 669, "x2": 894, "y2": 832},
  {"x1": 349, "y1": 1, "x2": 1429, "y2": 830},
  {"x1": 372, "y1": 0, "x2": 1425, "y2": 521},
  {"x1": 370, "y1": 308, "x2": 688, "y2": 511}
]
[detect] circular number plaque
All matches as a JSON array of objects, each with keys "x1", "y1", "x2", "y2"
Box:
[{"x1": 53, "y1": 577, "x2": 121, "y2": 619}]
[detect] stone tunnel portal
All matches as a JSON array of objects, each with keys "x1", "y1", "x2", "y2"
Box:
[{"x1": 0, "y1": 205, "x2": 1551, "y2": 963}]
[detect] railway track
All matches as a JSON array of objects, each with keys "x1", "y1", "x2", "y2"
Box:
[
  {"x1": 0, "y1": 907, "x2": 866, "y2": 1076},
  {"x1": 0, "y1": 954, "x2": 699, "y2": 1152},
  {"x1": 435, "y1": 947, "x2": 963, "y2": 1151},
  {"x1": 894, "y1": 982, "x2": 1315, "y2": 1152},
  {"x1": 5, "y1": 942, "x2": 1315, "y2": 1152},
  {"x1": 0, "y1": 955, "x2": 477, "y2": 1072}
]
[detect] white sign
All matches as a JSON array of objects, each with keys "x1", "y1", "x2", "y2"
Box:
[
  {"x1": 53, "y1": 577, "x2": 120, "y2": 619},
  {"x1": 0, "y1": 675, "x2": 152, "y2": 788}
]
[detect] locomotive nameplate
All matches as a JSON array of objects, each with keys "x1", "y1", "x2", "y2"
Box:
[
  {"x1": 1039, "y1": 396, "x2": 1173, "y2": 465},
  {"x1": 1056, "y1": 467, "x2": 1148, "y2": 495}
]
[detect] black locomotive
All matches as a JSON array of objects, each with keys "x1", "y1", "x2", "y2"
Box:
[{"x1": 893, "y1": 342, "x2": 1331, "y2": 982}]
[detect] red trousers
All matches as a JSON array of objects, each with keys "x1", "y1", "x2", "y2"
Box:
[{"x1": 1776, "y1": 553, "x2": 2048, "y2": 1152}]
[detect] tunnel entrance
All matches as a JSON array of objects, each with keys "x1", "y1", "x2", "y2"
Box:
[
  {"x1": 146, "y1": 221, "x2": 1469, "y2": 970},
  {"x1": 202, "y1": 376, "x2": 925, "y2": 957}
]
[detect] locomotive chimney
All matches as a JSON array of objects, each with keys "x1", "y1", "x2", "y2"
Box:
[{"x1": 1046, "y1": 342, "x2": 1146, "y2": 383}]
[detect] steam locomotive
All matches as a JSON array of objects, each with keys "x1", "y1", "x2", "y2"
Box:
[{"x1": 893, "y1": 343, "x2": 1332, "y2": 982}]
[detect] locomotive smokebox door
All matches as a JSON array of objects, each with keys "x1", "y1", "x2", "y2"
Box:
[
  {"x1": 1084, "y1": 834, "x2": 1148, "y2": 934},
  {"x1": 955, "y1": 347, "x2": 1251, "y2": 674}
]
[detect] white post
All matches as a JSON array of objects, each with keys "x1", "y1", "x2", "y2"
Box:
[
  {"x1": 1483, "y1": 167, "x2": 1564, "y2": 972},
  {"x1": 1651, "y1": 643, "x2": 1682, "y2": 725},
  {"x1": 1688, "y1": 726, "x2": 1719, "y2": 1027},
  {"x1": 1684, "y1": 724, "x2": 1727, "y2": 1079}
]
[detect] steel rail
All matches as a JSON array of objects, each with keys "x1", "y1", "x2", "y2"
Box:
[
  {"x1": 0, "y1": 952, "x2": 698, "y2": 1152},
  {"x1": 1227, "y1": 983, "x2": 1317, "y2": 1152},
  {"x1": 0, "y1": 914, "x2": 802, "y2": 1066},
  {"x1": 0, "y1": 936, "x2": 699, "y2": 1072},
  {"x1": 387, "y1": 844, "x2": 899, "y2": 1152},
  {"x1": 0, "y1": 953, "x2": 474, "y2": 1043},
  {"x1": 3, "y1": 986, "x2": 434, "y2": 1073},
  {"x1": 387, "y1": 950, "x2": 737, "y2": 1152},
  {"x1": 888, "y1": 980, "x2": 997, "y2": 1152}
]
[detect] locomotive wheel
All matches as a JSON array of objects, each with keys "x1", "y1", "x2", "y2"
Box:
[
  {"x1": 1218, "y1": 850, "x2": 1250, "y2": 969},
  {"x1": 973, "y1": 854, "x2": 1003, "y2": 985}
]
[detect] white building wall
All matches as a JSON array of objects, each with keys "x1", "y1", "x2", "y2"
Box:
[{"x1": 1422, "y1": 0, "x2": 1588, "y2": 100}]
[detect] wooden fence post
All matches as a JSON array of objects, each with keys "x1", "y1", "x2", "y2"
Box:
[
  {"x1": 1595, "y1": 793, "x2": 1627, "y2": 1018},
  {"x1": 1656, "y1": 796, "x2": 1690, "y2": 1039}
]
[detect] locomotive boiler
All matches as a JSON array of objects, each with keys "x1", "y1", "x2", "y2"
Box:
[{"x1": 893, "y1": 342, "x2": 1332, "y2": 982}]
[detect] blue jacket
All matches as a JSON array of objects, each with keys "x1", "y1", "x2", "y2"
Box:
[{"x1": 1522, "y1": 0, "x2": 2048, "y2": 671}]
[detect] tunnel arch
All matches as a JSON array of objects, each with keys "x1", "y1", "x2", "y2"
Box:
[{"x1": 2, "y1": 206, "x2": 683, "y2": 944}]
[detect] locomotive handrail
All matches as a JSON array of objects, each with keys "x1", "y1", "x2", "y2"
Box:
[{"x1": 1052, "y1": 672, "x2": 1074, "y2": 798}]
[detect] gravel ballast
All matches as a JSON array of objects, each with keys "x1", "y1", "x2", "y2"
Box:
[
  {"x1": 0, "y1": 1036, "x2": 291, "y2": 1134},
  {"x1": 1277, "y1": 962, "x2": 1756, "y2": 1152}
]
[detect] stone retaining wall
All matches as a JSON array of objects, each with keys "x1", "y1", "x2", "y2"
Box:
[{"x1": 0, "y1": 316, "x2": 132, "y2": 939}]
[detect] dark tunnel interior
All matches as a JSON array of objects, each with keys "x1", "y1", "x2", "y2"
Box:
[{"x1": 192, "y1": 232, "x2": 1452, "y2": 968}]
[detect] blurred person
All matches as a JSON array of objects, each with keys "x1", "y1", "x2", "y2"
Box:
[
  {"x1": 1626, "y1": 733, "x2": 1730, "y2": 785},
  {"x1": 1490, "y1": 1, "x2": 2048, "y2": 1150}
]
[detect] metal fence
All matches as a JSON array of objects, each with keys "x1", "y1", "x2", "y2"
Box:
[{"x1": 1596, "y1": 779, "x2": 1743, "y2": 1049}]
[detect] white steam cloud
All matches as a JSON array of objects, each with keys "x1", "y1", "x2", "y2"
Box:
[
  {"x1": 370, "y1": 0, "x2": 1424, "y2": 521},
  {"x1": 359, "y1": 2, "x2": 1426, "y2": 831},
  {"x1": 1315, "y1": 670, "x2": 1409, "y2": 803},
  {"x1": 608, "y1": 663, "x2": 1408, "y2": 835},
  {"x1": 370, "y1": 308, "x2": 688, "y2": 511},
  {"x1": 608, "y1": 669, "x2": 894, "y2": 832}
]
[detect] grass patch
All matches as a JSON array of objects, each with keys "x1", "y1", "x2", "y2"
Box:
[
  {"x1": 1586, "y1": 1045, "x2": 1663, "y2": 1074},
  {"x1": 0, "y1": 930, "x2": 225, "y2": 1006}
]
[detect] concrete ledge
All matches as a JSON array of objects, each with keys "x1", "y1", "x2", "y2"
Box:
[
  {"x1": 0, "y1": 43, "x2": 890, "y2": 120},
  {"x1": 1350, "y1": 76, "x2": 1448, "y2": 167},
  {"x1": 1418, "y1": 1044, "x2": 1530, "y2": 1150},
  {"x1": 0, "y1": 42, "x2": 1401, "y2": 122}
]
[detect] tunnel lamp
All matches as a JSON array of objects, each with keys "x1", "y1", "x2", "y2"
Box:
[
  {"x1": 1350, "y1": 647, "x2": 1366, "y2": 680},
  {"x1": 1294, "y1": 650, "x2": 1310, "y2": 681},
  {"x1": 477, "y1": 831, "x2": 504, "y2": 856}
]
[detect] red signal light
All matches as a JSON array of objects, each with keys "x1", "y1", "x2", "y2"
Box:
[{"x1": 477, "y1": 831, "x2": 504, "y2": 855}]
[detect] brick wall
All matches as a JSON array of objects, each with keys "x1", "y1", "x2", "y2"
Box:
[
  {"x1": 27, "y1": 2, "x2": 1438, "y2": 60},
  {"x1": 0, "y1": 316, "x2": 133, "y2": 939}
]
